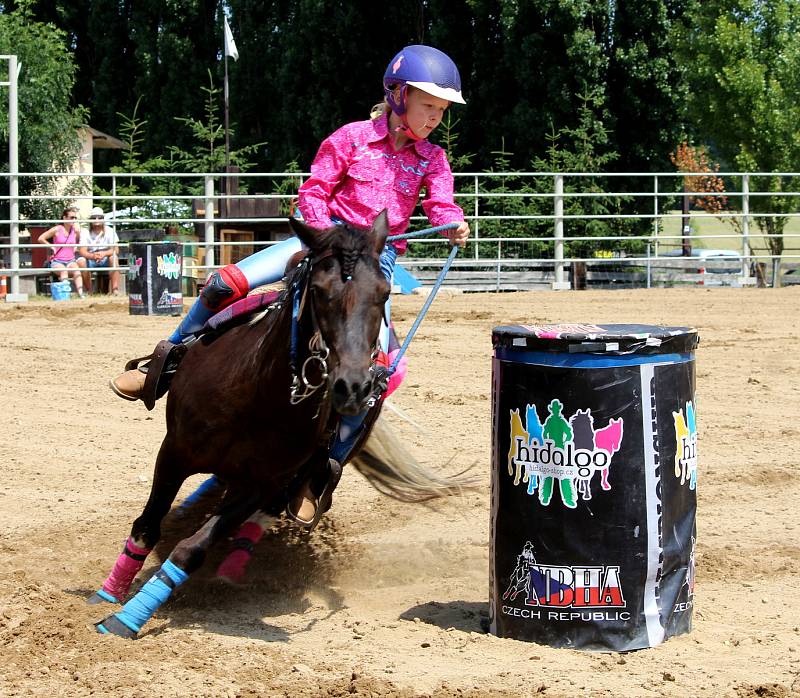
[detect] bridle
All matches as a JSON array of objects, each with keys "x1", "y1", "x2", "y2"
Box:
[{"x1": 287, "y1": 246, "x2": 382, "y2": 407}]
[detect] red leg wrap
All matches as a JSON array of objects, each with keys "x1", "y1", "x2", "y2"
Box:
[{"x1": 215, "y1": 521, "x2": 264, "y2": 584}]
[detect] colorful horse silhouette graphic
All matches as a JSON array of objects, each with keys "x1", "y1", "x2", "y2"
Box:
[
  {"x1": 507, "y1": 401, "x2": 624, "y2": 507},
  {"x1": 540, "y1": 399, "x2": 577, "y2": 508},
  {"x1": 525, "y1": 404, "x2": 545, "y2": 495},
  {"x1": 569, "y1": 409, "x2": 596, "y2": 500},
  {"x1": 507, "y1": 408, "x2": 528, "y2": 487},
  {"x1": 672, "y1": 401, "x2": 697, "y2": 489},
  {"x1": 594, "y1": 418, "x2": 624, "y2": 491},
  {"x1": 502, "y1": 541, "x2": 537, "y2": 601}
]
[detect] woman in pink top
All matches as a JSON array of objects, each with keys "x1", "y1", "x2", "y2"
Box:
[
  {"x1": 111, "y1": 45, "x2": 470, "y2": 524},
  {"x1": 38, "y1": 206, "x2": 86, "y2": 298}
]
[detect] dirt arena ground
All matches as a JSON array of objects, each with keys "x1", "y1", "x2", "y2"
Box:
[{"x1": 1, "y1": 287, "x2": 799, "y2": 697}]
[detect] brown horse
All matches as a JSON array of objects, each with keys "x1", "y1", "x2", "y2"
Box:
[{"x1": 90, "y1": 212, "x2": 472, "y2": 638}]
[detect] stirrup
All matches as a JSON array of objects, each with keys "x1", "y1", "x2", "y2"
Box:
[
  {"x1": 285, "y1": 459, "x2": 342, "y2": 532},
  {"x1": 124, "y1": 340, "x2": 188, "y2": 411}
]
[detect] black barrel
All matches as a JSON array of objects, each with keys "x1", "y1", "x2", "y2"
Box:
[
  {"x1": 490, "y1": 323, "x2": 699, "y2": 651},
  {"x1": 127, "y1": 242, "x2": 183, "y2": 316}
]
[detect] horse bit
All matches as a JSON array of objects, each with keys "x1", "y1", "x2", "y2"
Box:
[{"x1": 287, "y1": 253, "x2": 380, "y2": 408}]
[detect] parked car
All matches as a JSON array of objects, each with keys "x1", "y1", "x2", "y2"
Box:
[
  {"x1": 659, "y1": 249, "x2": 743, "y2": 285},
  {"x1": 781, "y1": 263, "x2": 800, "y2": 285}
]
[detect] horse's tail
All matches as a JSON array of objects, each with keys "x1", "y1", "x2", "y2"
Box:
[{"x1": 349, "y1": 415, "x2": 482, "y2": 503}]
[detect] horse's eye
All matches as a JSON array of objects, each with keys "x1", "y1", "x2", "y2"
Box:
[{"x1": 311, "y1": 283, "x2": 334, "y2": 304}]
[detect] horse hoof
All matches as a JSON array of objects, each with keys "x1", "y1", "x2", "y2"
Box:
[
  {"x1": 86, "y1": 589, "x2": 120, "y2": 605},
  {"x1": 95, "y1": 614, "x2": 138, "y2": 639}
]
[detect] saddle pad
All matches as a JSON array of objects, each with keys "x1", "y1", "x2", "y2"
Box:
[{"x1": 205, "y1": 290, "x2": 281, "y2": 332}]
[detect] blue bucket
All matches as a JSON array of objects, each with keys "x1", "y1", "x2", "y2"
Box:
[{"x1": 50, "y1": 280, "x2": 71, "y2": 301}]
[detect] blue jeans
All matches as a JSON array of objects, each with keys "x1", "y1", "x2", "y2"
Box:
[{"x1": 170, "y1": 233, "x2": 397, "y2": 346}]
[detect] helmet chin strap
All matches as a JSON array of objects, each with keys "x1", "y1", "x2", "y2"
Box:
[
  {"x1": 389, "y1": 85, "x2": 427, "y2": 141},
  {"x1": 395, "y1": 114, "x2": 424, "y2": 141},
  {"x1": 390, "y1": 102, "x2": 424, "y2": 141}
]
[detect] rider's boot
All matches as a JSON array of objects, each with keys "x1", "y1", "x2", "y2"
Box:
[
  {"x1": 286, "y1": 410, "x2": 368, "y2": 528},
  {"x1": 286, "y1": 458, "x2": 343, "y2": 531},
  {"x1": 109, "y1": 298, "x2": 213, "y2": 402},
  {"x1": 109, "y1": 364, "x2": 148, "y2": 401},
  {"x1": 287, "y1": 479, "x2": 321, "y2": 525},
  {"x1": 109, "y1": 266, "x2": 249, "y2": 403}
]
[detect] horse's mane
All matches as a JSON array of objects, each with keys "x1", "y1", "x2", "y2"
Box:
[{"x1": 246, "y1": 222, "x2": 379, "y2": 363}]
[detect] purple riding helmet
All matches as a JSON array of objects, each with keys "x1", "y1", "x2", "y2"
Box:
[{"x1": 383, "y1": 45, "x2": 466, "y2": 117}]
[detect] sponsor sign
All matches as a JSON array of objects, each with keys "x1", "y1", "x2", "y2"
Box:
[
  {"x1": 490, "y1": 324, "x2": 698, "y2": 651},
  {"x1": 128, "y1": 243, "x2": 182, "y2": 316}
]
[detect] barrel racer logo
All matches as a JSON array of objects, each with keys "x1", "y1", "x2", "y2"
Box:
[
  {"x1": 501, "y1": 541, "x2": 628, "y2": 621},
  {"x1": 672, "y1": 401, "x2": 697, "y2": 490},
  {"x1": 507, "y1": 399, "x2": 624, "y2": 508}
]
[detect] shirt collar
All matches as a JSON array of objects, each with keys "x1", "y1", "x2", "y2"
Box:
[{"x1": 369, "y1": 112, "x2": 434, "y2": 157}]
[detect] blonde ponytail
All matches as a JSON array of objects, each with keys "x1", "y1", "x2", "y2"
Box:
[{"x1": 370, "y1": 100, "x2": 390, "y2": 120}]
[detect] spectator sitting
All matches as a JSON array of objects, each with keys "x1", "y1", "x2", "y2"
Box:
[
  {"x1": 79, "y1": 206, "x2": 120, "y2": 295},
  {"x1": 38, "y1": 205, "x2": 86, "y2": 298}
]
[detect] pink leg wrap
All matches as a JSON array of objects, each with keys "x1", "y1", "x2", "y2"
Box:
[
  {"x1": 215, "y1": 521, "x2": 264, "y2": 584},
  {"x1": 101, "y1": 538, "x2": 152, "y2": 601}
]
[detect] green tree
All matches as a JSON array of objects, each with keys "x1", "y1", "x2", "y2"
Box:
[
  {"x1": 607, "y1": 0, "x2": 687, "y2": 171},
  {"x1": 167, "y1": 71, "x2": 266, "y2": 174},
  {"x1": 534, "y1": 89, "x2": 641, "y2": 258},
  {"x1": 95, "y1": 75, "x2": 269, "y2": 233},
  {"x1": 227, "y1": 0, "x2": 417, "y2": 169},
  {"x1": 0, "y1": 5, "x2": 87, "y2": 219},
  {"x1": 452, "y1": 0, "x2": 611, "y2": 168},
  {"x1": 678, "y1": 0, "x2": 800, "y2": 260}
]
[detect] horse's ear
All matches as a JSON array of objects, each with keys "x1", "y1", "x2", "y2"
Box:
[
  {"x1": 289, "y1": 217, "x2": 322, "y2": 250},
  {"x1": 371, "y1": 209, "x2": 389, "y2": 255}
]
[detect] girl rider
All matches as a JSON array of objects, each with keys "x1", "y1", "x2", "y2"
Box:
[{"x1": 110, "y1": 45, "x2": 470, "y2": 525}]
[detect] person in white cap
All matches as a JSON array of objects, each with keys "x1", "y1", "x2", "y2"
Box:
[{"x1": 79, "y1": 206, "x2": 120, "y2": 295}]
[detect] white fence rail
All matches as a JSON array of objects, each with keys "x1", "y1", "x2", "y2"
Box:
[{"x1": 2, "y1": 170, "x2": 800, "y2": 297}]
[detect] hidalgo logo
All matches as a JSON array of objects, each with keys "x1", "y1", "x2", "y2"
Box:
[
  {"x1": 672, "y1": 401, "x2": 697, "y2": 490},
  {"x1": 507, "y1": 399, "x2": 623, "y2": 508},
  {"x1": 501, "y1": 542, "x2": 629, "y2": 622},
  {"x1": 156, "y1": 251, "x2": 181, "y2": 280}
]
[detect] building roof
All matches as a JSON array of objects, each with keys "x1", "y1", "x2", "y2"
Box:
[{"x1": 81, "y1": 125, "x2": 127, "y2": 150}]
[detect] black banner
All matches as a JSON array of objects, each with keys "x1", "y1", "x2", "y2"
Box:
[{"x1": 127, "y1": 242, "x2": 183, "y2": 316}]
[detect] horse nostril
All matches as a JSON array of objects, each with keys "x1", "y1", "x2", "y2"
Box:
[
  {"x1": 333, "y1": 378, "x2": 349, "y2": 401},
  {"x1": 332, "y1": 376, "x2": 373, "y2": 406}
]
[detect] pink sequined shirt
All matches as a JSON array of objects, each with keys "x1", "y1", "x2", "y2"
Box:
[{"x1": 297, "y1": 113, "x2": 464, "y2": 253}]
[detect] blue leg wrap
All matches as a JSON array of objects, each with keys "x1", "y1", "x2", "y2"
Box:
[
  {"x1": 177, "y1": 475, "x2": 220, "y2": 511},
  {"x1": 168, "y1": 298, "x2": 215, "y2": 343},
  {"x1": 93, "y1": 588, "x2": 120, "y2": 604},
  {"x1": 104, "y1": 559, "x2": 189, "y2": 633}
]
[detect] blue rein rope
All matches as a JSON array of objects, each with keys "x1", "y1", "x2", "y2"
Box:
[
  {"x1": 388, "y1": 223, "x2": 460, "y2": 375},
  {"x1": 386, "y1": 222, "x2": 459, "y2": 243},
  {"x1": 290, "y1": 222, "x2": 459, "y2": 378}
]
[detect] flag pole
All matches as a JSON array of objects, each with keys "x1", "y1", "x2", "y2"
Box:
[
  {"x1": 224, "y1": 45, "x2": 231, "y2": 171},
  {"x1": 222, "y1": 15, "x2": 238, "y2": 206}
]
